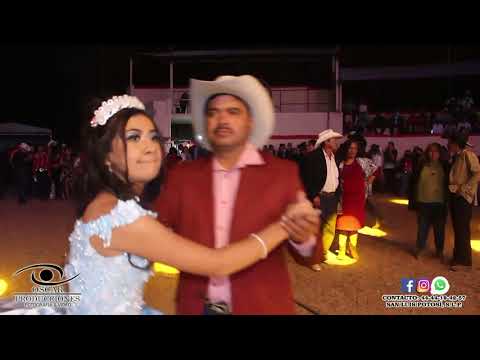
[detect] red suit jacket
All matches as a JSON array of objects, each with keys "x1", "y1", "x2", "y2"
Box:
[{"x1": 154, "y1": 152, "x2": 309, "y2": 314}]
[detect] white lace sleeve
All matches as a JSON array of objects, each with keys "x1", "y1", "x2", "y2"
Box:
[
  {"x1": 84, "y1": 199, "x2": 157, "y2": 248},
  {"x1": 357, "y1": 158, "x2": 378, "y2": 178}
]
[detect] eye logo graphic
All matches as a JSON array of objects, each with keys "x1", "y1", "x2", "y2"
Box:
[
  {"x1": 14, "y1": 263, "x2": 79, "y2": 286},
  {"x1": 11, "y1": 263, "x2": 81, "y2": 309}
]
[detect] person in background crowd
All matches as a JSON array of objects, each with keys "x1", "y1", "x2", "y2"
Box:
[
  {"x1": 383, "y1": 142, "x2": 398, "y2": 193},
  {"x1": 460, "y1": 90, "x2": 474, "y2": 113},
  {"x1": 60, "y1": 147, "x2": 74, "y2": 200},
  {"x1": 357, "y1": 100, "x2": 369, "y2": 133},
  {"x1": 432, "y1": 119, "x2": 444, "y2": 135},
  {"x1": 306, "y1": 139, "x2": 316, "y2": 153},
  {"x1": 447, "y1": 132, "x2": 480, "y2": 272},
  {"x1": 390, "y1": 111, "x2": 404, "y2": 135},
  {"x1": 408, "y1": 143, "x2": 449, "y2": 263},
  {"x1": 397, "y1": 150, "x2": 414, "y2": 197},
  {"x1": 10, "y1": 143, "x2": 33, "y2": 204},
  {"x1": 301, "y1": 129, "x2": 343, "y2": 270},
  {"x1": 165, "y1": 146, "x2": 182, "y2": 170},
  {"x1": 268, "y1": 144, "x2": 276, "y2": 156},
  {"x1": 32, "y1": 144, "x2": 51, "y2": 200},
  {"x1": 50, "y1": 144, "x2": 63, "y2": 200},
  {"x1": 457, "y1": 117, "x2": 471, "y2": 135},
  {"x1": 286, "y1": 143, "x2": 295, "y2": 160},
  {"x1": 336, "y1": 140, "x2": 377, "y2": 260},
  {"x1": 277, "y1": 144, "x2": 287, "y2": 159},
  {"x1": 178, "y1": 144, "x2": 192, "y2": 161}
]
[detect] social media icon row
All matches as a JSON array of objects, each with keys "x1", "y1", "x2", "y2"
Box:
[{"x1": 401, "y1": 276, "x2": 450, "y2": 295}]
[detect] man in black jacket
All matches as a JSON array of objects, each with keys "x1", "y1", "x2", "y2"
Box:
[{"x1": 301, "y1": 129, "x2": 343, "y2": 270}]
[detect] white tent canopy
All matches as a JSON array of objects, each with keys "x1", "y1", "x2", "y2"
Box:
[
  {"x1": 0, "y1": 122, "x2": 52, "y2": 136},
  {"x1": 0, "y1": 122, "x2": 52, "y2": 152}
]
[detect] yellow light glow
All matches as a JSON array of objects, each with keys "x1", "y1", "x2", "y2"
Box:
[
  {"x1": 153, "y1": 262, "x2": 180, "y2": 276},
  {"x1": 358, "y1": 226, "x2": 387, "y2": 238},
  {"x1": 323, "y1": 250, "x2": 358, "y2": 266},
  {"x1": 0, "y1": 279, "x2": 8, "y2": 297},
  {"x1": 390, "y1": 199, "x2": 409, "y2": 205},
  {"x1": 471, "y1": 240, "x2": 480, "y2": 252}
]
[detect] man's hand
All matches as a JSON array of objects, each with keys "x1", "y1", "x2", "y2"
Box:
[
  {"x1": 281, "y1": 191, "x2": 320, "y2": 244},
  {"x1": 282, "y1": 213, "x2": 320, "y2": 244}
]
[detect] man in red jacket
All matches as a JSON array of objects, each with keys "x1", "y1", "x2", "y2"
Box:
[{"x1": 154, "y1": 75, "x2": 318, "y2": 315}]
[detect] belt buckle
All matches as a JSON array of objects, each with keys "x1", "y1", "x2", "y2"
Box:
[{"x1": 205, "y1": 300, "x2": 231, "y2": 315}]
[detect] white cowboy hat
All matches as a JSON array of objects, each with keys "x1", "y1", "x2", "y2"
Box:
[
  {"x1": 190, "y1": 75, "x2": 275, "y2": 151},
  {"x1": 315, "y1": 129, "x2": 343, "y2": 149}
]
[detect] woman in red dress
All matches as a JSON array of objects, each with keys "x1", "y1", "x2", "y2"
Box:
[{"x1": 336, "y1": 140, "x2": 377, "y2": 260}]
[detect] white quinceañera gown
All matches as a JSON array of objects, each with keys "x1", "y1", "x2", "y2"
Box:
[{"x1": 0, "y1": 199, "x2": 163, "y2": 315}]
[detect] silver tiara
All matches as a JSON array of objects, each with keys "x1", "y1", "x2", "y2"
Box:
[{"x1": 90, "y1": 95, "x2": 145, "y2": 128}]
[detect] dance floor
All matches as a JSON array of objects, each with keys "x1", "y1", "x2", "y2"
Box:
[{"x1": 1, "y1": 194, "x2": 478, "y2": 315}]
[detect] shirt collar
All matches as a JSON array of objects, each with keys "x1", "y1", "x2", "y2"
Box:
[
  {"x1": 213, "y1": 143, "x2": 265, "y2": 172},
  {"x1": 323, "y1": 148, "x2": 334, "y2": 160}
]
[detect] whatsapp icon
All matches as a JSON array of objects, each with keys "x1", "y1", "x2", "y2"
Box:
[{"x1": 430, "y1": 276, "x2": 450, "y2": 295}]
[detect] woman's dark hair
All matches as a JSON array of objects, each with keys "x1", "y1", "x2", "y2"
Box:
[
  {"x1": 423, "y1": 143, "x2": 442, "y2": 164},
  {"x1": 368, "y1": 144, "x2": 381, "y2": 156},
  {"x1": 338, "y1": 139, "x2": 364, "y2": 163},
  {"x1": 74, "y1": 97, "x2": 165, "y2": 218}
]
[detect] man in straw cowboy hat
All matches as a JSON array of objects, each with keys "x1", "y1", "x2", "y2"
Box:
[
  {"x1": 301, "y1": 129, "x2": 343, "y2": 271},
  {"x1": 447, "y1": 132, "x2": 480, "y2": 272},
  {"x1": 154, "y1": 75, "x2": 319, "y2": 314}
]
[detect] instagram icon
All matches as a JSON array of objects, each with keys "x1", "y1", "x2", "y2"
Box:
[{"x1": 417, "y1": 279, "x2": 430, "y2": 293}]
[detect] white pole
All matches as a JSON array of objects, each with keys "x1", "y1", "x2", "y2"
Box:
[
  {"x1": 169, "y1": 61, "x2": 174, "y2": 144},
  {"x1": 129, "y1": 57, "x2": 134, "y2": 94},
  {"x1": 336, "y1": 56, "x2": 341, "y2": 113},
  {"x1": 170, "y1": 62, "x2": 174, "y2": 114}
]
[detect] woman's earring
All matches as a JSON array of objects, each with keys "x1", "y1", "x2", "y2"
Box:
[{"x1": 107, "y1": 163, "x2": 113, "y2": 173}]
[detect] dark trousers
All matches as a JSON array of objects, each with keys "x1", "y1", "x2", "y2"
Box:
[
  {"x1": 14, "y1": 171, "x2": 29, "y2": 203},
  {"x1": 383, "y1": 168, "x2": 396, "y2": 193},
  {"x1": 52, "y1": 168, "x2": 62, "y2": 198},
  {"x1": 35, "y1": 171, "x2": 51, "y2": 200},
  {"x1": 416, "y1": 203, "x2": 446, "y2": 252},
  {"x1": 319, "y1": 193, "x2": 339, "y2": 259},
  {"x1": 450, "y1": 195, "x2": 473, "y2": 266}
]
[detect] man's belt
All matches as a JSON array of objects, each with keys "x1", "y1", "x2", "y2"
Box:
[
  {"x1": 204, "y1": 300, "x2": 231, "y2": 315},
  {"x1": 319, "y1": 191, "x2": 336, "y2": 197}
]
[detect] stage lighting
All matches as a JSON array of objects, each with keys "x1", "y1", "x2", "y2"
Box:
[{"x1": 153, "y1": 263, "x2": 180, "y2": 276}]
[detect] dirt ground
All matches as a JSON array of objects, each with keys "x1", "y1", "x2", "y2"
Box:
[{"x1": 0, "y1": 194, "x2": 478, "y2": 315}]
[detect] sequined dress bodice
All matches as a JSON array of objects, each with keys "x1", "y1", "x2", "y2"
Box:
[{"x1": 64, "y1": 199, "x2": 158, "y2": 315}]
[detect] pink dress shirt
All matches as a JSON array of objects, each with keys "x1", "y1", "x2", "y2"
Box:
[{"x1": 208, "y1": 143, "x2": 315, "y2": 308}]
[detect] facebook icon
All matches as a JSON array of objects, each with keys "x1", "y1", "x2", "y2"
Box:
[{"x1": 401, "y1": 278, "x2": 416, "y2": 293}]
